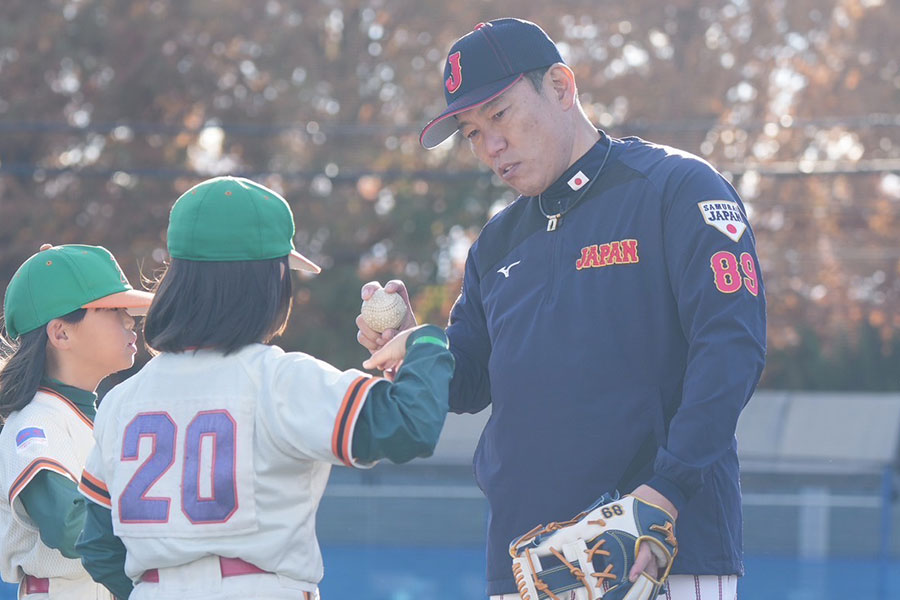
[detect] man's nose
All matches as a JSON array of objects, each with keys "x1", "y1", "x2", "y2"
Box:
[{"x1": 484, "y1": 129, "x2": 507, "y2": 157}]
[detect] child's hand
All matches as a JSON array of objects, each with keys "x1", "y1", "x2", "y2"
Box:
[{"x1": 362, "y1": 325, "x2": 426, "y2": 374}]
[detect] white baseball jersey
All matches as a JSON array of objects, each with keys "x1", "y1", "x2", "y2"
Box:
[
  {"x1": 0, "y1": 388, "x2": 112, "y2": 598},
  {"x1": 79, "y1": 343, "x2": 385, "y2": 591}
]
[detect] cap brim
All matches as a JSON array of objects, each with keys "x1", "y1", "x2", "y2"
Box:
[
  {"x1": 82, "y1": 290, "x2": 155, "y2": 316},
  {"x1": 419, "y1": 73, "x2": 524, "y2": 149},
  {"x1": 289, "y1": 250, "x2": 321, "y2": 274}
]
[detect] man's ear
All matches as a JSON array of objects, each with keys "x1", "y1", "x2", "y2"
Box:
[
  {"x1": 45, "y1": 319, "x2": 71, "y2": 350},
  {"x1": 546, "y1": 63, "x2": 578, "y2": 110}
]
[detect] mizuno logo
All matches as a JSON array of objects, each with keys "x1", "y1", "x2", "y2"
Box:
[{"x1": 497, "y1": 261, "x2": 521, "y2": 278}]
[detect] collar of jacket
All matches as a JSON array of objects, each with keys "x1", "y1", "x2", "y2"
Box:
[{"x1": 537, "y1": 130, "x2": 612, "y2": 202}]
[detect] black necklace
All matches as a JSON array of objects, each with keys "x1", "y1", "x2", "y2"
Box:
[{"x1": 537, "y1": 134, "x2": 613, "y2": 232}]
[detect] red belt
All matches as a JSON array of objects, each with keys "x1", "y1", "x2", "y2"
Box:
[
  {"x1": 23, "y1": 575, "x2": 50, "y2": 594},
  {"x1": 141, "y1": 556, "x2": 268, "y2": 583}
]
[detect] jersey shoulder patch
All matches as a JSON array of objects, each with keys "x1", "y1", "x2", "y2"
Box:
[
  {"x1": 698, "y1": 199, "x2": 747, "y2": 242},
  {"x1": 14, "y1": 427, "x2": 47, "y2": 451}
]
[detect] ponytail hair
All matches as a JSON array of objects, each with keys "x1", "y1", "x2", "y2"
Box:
[{"x1": 0, "y1": 309, "x2": 86, "y2": 423}]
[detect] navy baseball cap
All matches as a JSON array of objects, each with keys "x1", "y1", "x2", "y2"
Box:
[{"x1": 419, "y1": 18, "x2": 564, "y2": 149}]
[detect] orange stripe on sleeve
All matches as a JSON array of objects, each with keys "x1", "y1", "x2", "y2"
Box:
[
  {"x1": 341, "y1": 377, "x2": 382, "y2": 466},
  {"x1": 78, "y1": 469, "x2": 112, "y2": 508},
  {"x1": 331, "y1": 376, "x2": 366, "y2": 461},
  {"x1": 8, "y1": 459, "x2": 77, "y2": 504},
  {"x1": 78, "y1": 480, "x2": 112, "y2": 508},
  {"x1": 80, "y1": 469, "x2": 109, "y2": 493}
]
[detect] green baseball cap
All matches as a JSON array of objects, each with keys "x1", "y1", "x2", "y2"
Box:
[
  {"x1": 3, "y1": 244, "x2": 154, "y2": 339},
  {"x1": 166, "y1": 176, "x2": 321, "y2": 273}
]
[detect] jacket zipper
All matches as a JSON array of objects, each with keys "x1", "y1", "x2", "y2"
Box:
[{"x1": 544, "y1": 224, "x2": 563, "y2": 306}]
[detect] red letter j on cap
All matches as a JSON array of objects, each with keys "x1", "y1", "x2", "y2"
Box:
[{"x1": 445, "y1": 52, "x2": 462, "y2": 93}]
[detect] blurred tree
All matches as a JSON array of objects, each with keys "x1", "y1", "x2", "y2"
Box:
[{"x1": 0, "y1": 0, "x2": 898, "y2": 389}]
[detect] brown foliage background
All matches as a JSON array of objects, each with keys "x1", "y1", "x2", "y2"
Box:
[{"x1": 1, "y1": 0, "x2": 898, "y2": 389}]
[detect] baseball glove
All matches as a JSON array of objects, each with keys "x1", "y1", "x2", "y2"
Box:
[{"x1": 509, "y1": 492, "x2": 677, "y2": 600}]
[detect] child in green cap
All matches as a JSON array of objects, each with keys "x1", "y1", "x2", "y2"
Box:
[
  {"x1": 0, "y1": 243, "x2": 153, "y2": 599},
  {"x1": 76, "y1": 176, "x2": 454, "y2": 600}
]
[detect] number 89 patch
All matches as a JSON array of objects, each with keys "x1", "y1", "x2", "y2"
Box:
[{"x1": 710, "y1": 251, "x2": 759, "y2": 296}]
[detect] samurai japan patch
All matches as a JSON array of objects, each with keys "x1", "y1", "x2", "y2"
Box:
[{"x1": 698, "y1": 199, "x2": 747, "y2": 242}]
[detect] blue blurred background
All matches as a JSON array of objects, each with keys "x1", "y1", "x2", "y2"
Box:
[{"x1": 1, "y1": 555, "x2": 899, "y2": 599}]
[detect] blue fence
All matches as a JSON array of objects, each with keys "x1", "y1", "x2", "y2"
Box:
[{"x1": 3, "y1": 551, "x2": 899, "y2": 599}]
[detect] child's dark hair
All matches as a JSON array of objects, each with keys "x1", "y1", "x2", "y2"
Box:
[
  {"x1": 0, "y1": 309, "x2": 86, "y2": 422},
  {"x1": 143, "y1": 257, "x2": 292, "y2": 355}
]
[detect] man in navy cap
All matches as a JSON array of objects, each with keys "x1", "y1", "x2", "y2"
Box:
[{"x1": 358, "y1": 17, "x2": 766, "y2": 600}]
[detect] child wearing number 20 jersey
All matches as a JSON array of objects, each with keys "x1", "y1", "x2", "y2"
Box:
[{"x1": 75, "y1": 176, "x2": 454, "y2": 600}]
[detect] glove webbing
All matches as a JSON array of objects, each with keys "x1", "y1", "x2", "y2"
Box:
[
  {"x1": 514, "y1": 517, "x2": 618, "y2": 600},
  {"x1": 509, "y1": 507, "x2": 599, "y2": 560},
  {"x1": 516, "y1": 520, "x2": 676, "y2": 600}
]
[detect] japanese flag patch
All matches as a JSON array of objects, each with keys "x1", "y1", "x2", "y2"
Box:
[
  {"x1": 698, "y1": 200, "x2": 747, "y2": 242},
  {"x1": 567, "y1": 171, "x2": 589, "y2": 191},
  {"x1": 16, "y1": 427, "x2": 47, "y2": 451}
]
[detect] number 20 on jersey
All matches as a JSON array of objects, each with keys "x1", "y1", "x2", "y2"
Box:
[{"x1": 119, "y1": 410, "x2": 238, "y2": 525}]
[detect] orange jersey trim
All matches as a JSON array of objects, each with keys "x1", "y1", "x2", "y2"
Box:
[
  {"x1": 331, "y1": 376, "x2": 367, "y2": 465},
  {"x1": 37, "y1": 387, "x2": 93, "y2": 430},
  {"x1": 341, "y1": 377, "x2": 380, "y2": 466},
  {"x1": 8, "y1": 458, "x2": 77, "y2": 504},
  {"x1": 80, "y1": 469, "x2": 109, "y2": 493},
  {"x1": 331, "y1": 376, "x2": 383, "y2": 467},
  {"x1": 79, "y1": 469, "x2": 112, "y2": 508}
]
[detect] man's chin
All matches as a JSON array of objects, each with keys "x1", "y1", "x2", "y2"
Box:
[{"x1": 507, "y1": 182, "x2": 541, "y2": 197}]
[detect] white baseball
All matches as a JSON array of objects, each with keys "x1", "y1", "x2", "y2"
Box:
[{"x1": 361, "y1": 289, "x2": 409, "y2": 333}]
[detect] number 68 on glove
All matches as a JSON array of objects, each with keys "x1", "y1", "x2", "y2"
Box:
[{"x1": 509, "y1": 493, "x2": 678, "y2": 600}]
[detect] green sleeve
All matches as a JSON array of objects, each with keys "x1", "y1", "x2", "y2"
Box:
[
  {"x1": 76, "y1": 502, "x2": 133, "y2": 599},
  {"x1": 351, "y1": 325, "x2": 455, "y2": 464},
  {"x1": 18, "y1": 471, "x2": 85, "y2": 559}
]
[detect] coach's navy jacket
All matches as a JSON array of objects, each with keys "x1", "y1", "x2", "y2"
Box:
[{"x1": 446, "y1": 134, "x2": 767, "y2": 596}]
